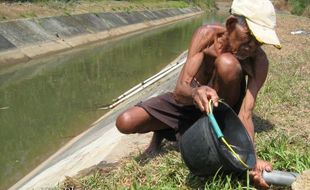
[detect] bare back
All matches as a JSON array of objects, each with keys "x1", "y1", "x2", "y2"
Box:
[{"x1": 173, "y1": 24, "x2": 228, "y2": 103}]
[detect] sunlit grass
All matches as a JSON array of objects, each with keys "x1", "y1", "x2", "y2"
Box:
[
  {"x1": 256, "y1": 133, "x2": 310, "y2": 173},
  {"x1": 0, "y1": 0, "x2": 209, "y2": 21},
  {"x1": 58, "y1": 132, "x2": 309, "y2": 189}
]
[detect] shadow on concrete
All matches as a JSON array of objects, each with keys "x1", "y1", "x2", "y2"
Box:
[{"x1": 253, "y1": 114, "x2": 274, "y2": 133}]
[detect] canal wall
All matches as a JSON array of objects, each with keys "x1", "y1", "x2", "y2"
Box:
[{"x1": 0, "y1": 7, "x2": 202, "y2": 66}]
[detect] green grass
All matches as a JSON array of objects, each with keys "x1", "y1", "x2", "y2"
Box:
[
  {"x1": 58, "y1": 132, "x2": 309, "y2": 189},
  {"x1": 289, "y1": 0, "x2": 310, "y2": 15},
  {"x1": 0, "y1": 0, "x2": 212, "y2": 8},
  {"x1": 0, "y1": 0, "x2": 214, "y2": 21},
  {"x1": 257, "y1": 133, "x2": 309, "y2": 173},
  {"x1": 20, "y1": 11, "x2": 37, "y2": 18},
  {"x1": 61, "y1": 145, "x2": 227, "y2": 189}
]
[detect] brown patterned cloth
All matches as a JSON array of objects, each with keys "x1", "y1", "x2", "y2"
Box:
[
  {"x1": 136, "y1": 77, "x2": 246, "y2": 141},
  {"x1": 137, "y1": 92, "x2": 201, "y2": 136}
]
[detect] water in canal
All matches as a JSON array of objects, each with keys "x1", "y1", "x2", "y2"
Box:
[{"x1": 0, "y1": 13, "x2": 225, "y2": 189}]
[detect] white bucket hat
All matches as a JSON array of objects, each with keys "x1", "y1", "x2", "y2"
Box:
[{"x1": 231, "y1": 0, "x2": 281, "y2": 49}]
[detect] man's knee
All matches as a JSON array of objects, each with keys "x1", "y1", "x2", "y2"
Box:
[
  {"x1": 116, "y1": 112, "x2": 136, "y2": 134},
  {"x1": 215, "y1": 53, "x2": 242, "y2": 82}
]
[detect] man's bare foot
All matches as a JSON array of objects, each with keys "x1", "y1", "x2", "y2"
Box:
[
  {"x1": 169, "y1": 141, "x2": 180, "y2": 151},
  {"x1": 143, "y1": 131, "x2": 164, "y2": 156}
]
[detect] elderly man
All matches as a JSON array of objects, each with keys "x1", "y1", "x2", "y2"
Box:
[{"x1": 116, "y1": 0, "x2": 281, "y2": 188}]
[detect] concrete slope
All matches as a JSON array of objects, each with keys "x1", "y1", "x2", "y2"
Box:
[
  {"x1": 0, "y1": 8, "x2": 202, "y2": 66},
  {"x1": 10, "y1": 52, "x2": 187, "y2": 189}
]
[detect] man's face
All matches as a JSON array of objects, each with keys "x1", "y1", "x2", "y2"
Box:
[{"x1": 229, "y1": 23, "x2": 262, "y2": 60}]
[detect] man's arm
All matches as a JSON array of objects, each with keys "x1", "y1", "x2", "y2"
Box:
[
  {"x1": 239, "y1": 48, "x2": 271, "y2": 189},
  {"x1": 174, "y1": 26, "x2": 219, "y2": 112},
  {"x1": 238, "y1": 48, "x2": 269, "y2": 140}
]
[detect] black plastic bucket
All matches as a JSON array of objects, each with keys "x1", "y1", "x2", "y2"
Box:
[{"x1": 179, "y1": 101, "x2": 256, "y2": 176}]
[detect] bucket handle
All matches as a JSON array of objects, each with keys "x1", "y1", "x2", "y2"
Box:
[
  {"x1": 207, "y1": 99, "x2": 250, "y2": 169},
  {"x1": 208, "y1": 112, "x2": 224, "y2": 138},
  {"x1": 206, "y1": 99, "x2": 223, "y2": 138}
]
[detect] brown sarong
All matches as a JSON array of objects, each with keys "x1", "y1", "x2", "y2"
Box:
[
  {"x1": 137, "y1": 92, "x2": 202, "y2": 136},
  {"x1": 136, "y1": 77, "x2": 246, "y2": 140}
]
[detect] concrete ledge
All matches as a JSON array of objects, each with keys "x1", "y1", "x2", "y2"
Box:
[
  {"x1": 20, "y1": 40, "x2": 72, "y2": 58},
  {"x1": 0, "y1": 49, "x2": 30, "y2": 67},
  {"x1": 0, "y1": 8, "x2": 203, "y2": 65}
]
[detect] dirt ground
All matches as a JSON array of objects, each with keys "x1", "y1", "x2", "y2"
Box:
[
  {"x1": 258, "y1": 12, "x2": 310, "y2": 140},
  {"x1": 292, "y1": 170, "x2": 310, "y2": 190}
]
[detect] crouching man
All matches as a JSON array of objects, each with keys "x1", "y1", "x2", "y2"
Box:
[{"x1": 116, "y1": 0, "x2": 281, "y2": 189}]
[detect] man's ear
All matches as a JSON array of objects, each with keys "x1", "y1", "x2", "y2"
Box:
[{"x1": 226, "y1": 15, "x2": 238, "y2": 33}]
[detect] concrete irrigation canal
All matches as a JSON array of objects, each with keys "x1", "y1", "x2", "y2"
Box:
[{"x1": 0, "y1": 8, "x2": 228, "y2": 189}]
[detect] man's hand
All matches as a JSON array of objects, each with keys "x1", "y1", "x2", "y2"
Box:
[
  {"x1": 191, "y1": 86, "x2": 219, "y2": 113},
  {"x1": 250, "y1": 159, "x2": 272, "y2": 189}
]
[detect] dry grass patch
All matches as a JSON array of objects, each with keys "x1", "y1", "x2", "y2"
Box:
[
  {"x1": 0, "y1": 1, "x2": 192, "y2": 21},
  {"x1": 258, "y1": 14, "x2": 310, "y2": 141}
]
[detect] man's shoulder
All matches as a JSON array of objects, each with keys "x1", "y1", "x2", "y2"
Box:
[
  {"x1": 198, "y1": 24, "x2": 225, "y2": 33},
  {"x1": 193, "y1": 24, "x2": 226, "y2": 42}
]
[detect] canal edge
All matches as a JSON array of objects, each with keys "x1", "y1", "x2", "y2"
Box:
[{"x1": 0, "y1": 8, "x2": 203, "y2": 67}]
